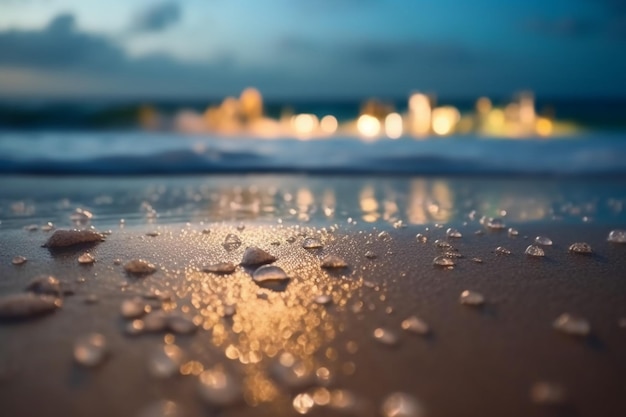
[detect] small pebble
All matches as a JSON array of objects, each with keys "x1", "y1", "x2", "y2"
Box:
[
  {"x1": 149, "y1": 345, "x2": 184, "y2": 378},
  {"x1": 495, "y1": 246, "x2": 511, "y2": 255},
  {"x1": 240, "y1": 247, "x2": 277, "y2": 266},
  {"x1": 364, "y1": 251, "x2": 377, "y2": 259},
  {"x1": 433, "y1": 255, "x2": 455, "y2": 267},
  {"x1": 26, "y1": 275, "x2": 61, "y2": 296},
  {"x1": 11, "y1": 256, "x2": 27, "y2": 265},
  {"x1": 78, "y1": 253, "x2": 95, "y2": 264},
  {"x1": 120, "y1": 298, "x2": 147, "y2": 319},
  {"x1": 203, "y1": 262, "x2": 236, "y2": 274},
  {"x1": 302, "y1": 237, "x2": 323, "y2": 249},
  {"x1": 401, "y1": 316, "x2": 430, "y2": 335},
  {"x1": 74, "y1": 333, "x2": 108, "y2": 367},
  {"x1": 43, "y1": 229, "x2": 104, "y2": 248},
  {"x1": 252, "y1": 265, "x2": 290, "y2": 283},
  {"x1": 320, "y1": 255, "x2": 348, "y2": 269},
  {"x1": 459, "y1": 290, "x2": 485, "y2": 306},
  {"x1": 525, "y1": 245, "x2": 545, "y2": 257},
  {"x1": 373, "y1": 328, "x2": 399, "y2": 346},
  {"x1": 568, "y1": 242, "x2": 592, "y2": 254},
  {"x1": 124, "y1": 259, "x2": 157, "y2": 276},
  {"x1": 197, "y1": 367, "x2": 241, "y2": 407},
  {"x1": 314, "y1": 295, "x2": 332, "y2": 305},
  {"x1": 380, "y1": 392, "x2": 425, "y2": 417},
  {"x1": 553, "y1": 313, "x2": 590, "y2": 337},
  {"x1": 446, "y1": 228, "x2": 462, "y2": 238},
  {"x1": 534, "y1": 236, "x2": 553, "y2": 246},
  {"x1": 0, "y1": 293, "x2": 61, "y2": 320},
  {"x1": 607, "y1": 229, "x2": 626, "y2": 243}
]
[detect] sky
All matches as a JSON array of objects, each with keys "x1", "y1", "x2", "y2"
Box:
[{"x1": 0, "y1": 0, "x2": 625, "y2": 100}]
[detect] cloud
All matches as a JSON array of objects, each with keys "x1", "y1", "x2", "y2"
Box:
[
  {"x1": 0, "y1": 14, "x2": 126, "y2": 69},
  {"x1": 132, "y1": 1, "x2": 182, "y2": 33}
]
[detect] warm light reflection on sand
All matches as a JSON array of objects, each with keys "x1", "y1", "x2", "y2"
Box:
[{"x1": 172, "y1": 226, "x2": 365, "y2": 405}]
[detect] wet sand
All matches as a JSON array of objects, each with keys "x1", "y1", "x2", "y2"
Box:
[
  {"x1": 1, "y1": 175, "x2": 626, "y2": 417},
  {"x1": 1, "y1": 221, "x2": 626, "y2": 417}
]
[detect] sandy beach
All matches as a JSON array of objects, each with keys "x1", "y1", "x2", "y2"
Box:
[{"x1": 1, "y1": 175, "x2": 626, "y2": 417}]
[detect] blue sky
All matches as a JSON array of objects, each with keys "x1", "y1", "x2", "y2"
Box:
[{"x1": 0, "y1": 0, "x2": 624, "y2": 99}]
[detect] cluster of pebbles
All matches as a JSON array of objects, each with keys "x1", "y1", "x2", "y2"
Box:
[{"x1": 1, "y1": 224, "x2": 625, "y2": 416}]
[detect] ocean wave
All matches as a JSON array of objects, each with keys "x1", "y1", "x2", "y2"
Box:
[{"x1": 1, "y1": 132, "x2": 625, "y2": 176}]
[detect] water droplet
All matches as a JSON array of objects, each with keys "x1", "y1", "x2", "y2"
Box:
[
  {"x1": 459, "y1": 290, "x2": 485, "y2": 306},
  {"x1": 401, "y1": 316, "x2": 430, "y2": 335},
  {"x1": 302, "y1": 237, "x2": 323, "y2": 249},
  {"x1": 377, "y1": 231, "x2": 392, "y2": 241},
  {"x1": 471, "y1": 257, "x2": 483, "y2": 263},
  {"x1": 124, "y1": 259, "x2": 157, "y2": 276},
  {"x1": 530, "y1": 382, "x2": 566, "y2": 405},
  {"x1": 197, "y1": 367, "x2": 241, "y2": 407},
  {"x1": 270, "y1": 354, "x2": 314, "y2": 390},
  {"x1": 41, "y1": 222, "x2": 55, "y2": 232},
  {"x1": 328, "y1": 389, "x2": 359, "y2": 412},
  {"x1": 486, "y1": 218, "x2": 506, "y2": 230},
  {"x1": 446, "y1": 228, "x2": 462, "y2": 238},
  {"x1": 433, "y1": 255, "x2": 454, "y2": 267},
  {"x1": 223, "y1": 305, "x2": 236, "y2": 317},
  {"x1": 321, "y1": 255, "x2": 348, "y2": 269},
  {"x1": 373, "y1": 328, "x2": 399, "y2": 346},
  {"x1": 43, "y1": 229, "x2": 104, "y2": 248},
  {"x1": 553, "y1": 313, "x2": 590, "y2": 337},
  {"x1": 381, "y1": 392, "x2": 425, "y2": 417},
  {"x1": 74, "y1": 333, "x2": 108, "y2": 367},
  {"x1": 314, "y1": 295, "x2": 332, "y2": 305},
  {"x1": 293, "y1": 392, "x2": 315, "y2": 414},
  {"x1": 223, "y1": 234, "x2": 242, "y2": 250},
  {"x1": 12, "y1": 256, "x2": 26, "y2": 265},
  {"x1": 240, "y1": 246, "x2": 277, "y2": 266},
  {"x1": 416, "y1": 234, "x2": 427, "y2": 243},
  {"x1": 364, "y1": 250, "x2": 377, "y2": 259},
  {"x1": 120, "y1": 297, "x2": 146, "y2": 319},
  {"x1": 568, "y1": 242, "x2": 592, "y2": 255},
  {"x1": 0, "y1": 293, "x2": 60, "y2": 319},
  {"x1": 495, "y1": 246, "x2": 511, "y2": 255},
  {"x1": 508, "y1": 228, "x2": 519, "y2": 237},
  {"x1": 203, "y1": 262, "x2": 236, "y2": 274},
  {"x1": 78, "y1": 253, "x2": 95, "y2": 264},
  {"x1": 525, "y1": 245, "x2": 545, "y2": 257},
  {"x1": 286, "y1": 236, "x2": 297, "y2": 243},
  {"x1": 136, "y1": 400, "x2": 183, "y2": 417},
  {"x1": 149, "y1": 345, "x2": 183, "y2": 378},
  {"x1": 143, "y1": 311, "x2": 168, "y2": 333},
  {"x1": 70, "y1": 208, "x2": 93, "y2": 224},
  {"x1": 252, "y1": 265, "x2": 290, "y2": 283},
  {"x1": 433, "y1": 239, "x2": 453, "y2": 250},
  {"x1": 236, "y1": 223, "x2": 245, "y2": 231},
  {"x1": 26, "y1": 275, "x2": 61, "y2": 296},
  {"x1": 125, "y1": 319, "x2": 146, "y2": 336},
  {"x1": 84, "y1": 294, "x2": 99, "y2": 304},
  {"x1": 167, "y1": 312, "x2": 198, "y2": 335},
  {"x1": 535, "y1": 236, "x2": 553, "y2": 246},
  {"x1": 607, "y1": 229, "x2": 626, "y2": 243}
]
